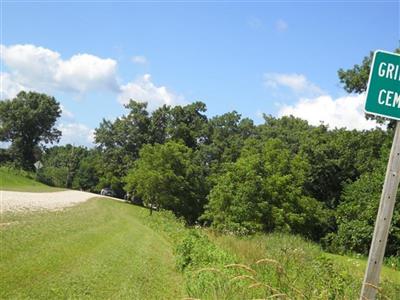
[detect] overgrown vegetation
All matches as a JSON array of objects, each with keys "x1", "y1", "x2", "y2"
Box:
[
  {"x1": 1, "y1": 50, "x2": 400, "y2": 261},
  {"x1": 144, "y1": 210, "x2": 400, "y2": 299},
  {"x1": 1, "y1": 179, "x2": 399, "y2": 298}
]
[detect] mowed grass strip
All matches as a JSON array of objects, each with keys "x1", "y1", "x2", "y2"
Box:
[
  {"x1": 0, "y1": 199, "x2": 184, "y2": 299},
  {"x1": 0, "y1": 168, "x2": 64, "y2": 192}
]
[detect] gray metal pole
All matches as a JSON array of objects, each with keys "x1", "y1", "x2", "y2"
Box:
[{"x1": 360, "y1": 121, "x2": 400, "y2": 300}]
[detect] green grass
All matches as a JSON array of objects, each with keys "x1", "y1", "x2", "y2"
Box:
[
  {"x1": 206, "y1": 232, "x2": 400, "y2": 299},
  {"x1": 0, "y1": 199, "x2": 184, "y2": 299},
  {"x1": 324, "y1": 252, "x2": 400, "y2": 284},
  {"x1": 1, "y1": 195, "x2": 399, "y2": 299},
  {"x1": 0, "y1": 168, "x2": 64, "y2": 192},
  {"x1": 142, "y1": 211, "x2": 400, "y2": 299}
]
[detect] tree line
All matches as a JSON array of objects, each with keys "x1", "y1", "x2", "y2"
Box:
[{"x1": 0, "y1": 50, "x2": 399, "y2": 257}]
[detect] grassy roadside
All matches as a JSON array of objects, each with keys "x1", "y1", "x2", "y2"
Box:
[
  {"x1": 324, "y1": 252, "x2": 400, "y2": 283},
  {"x1": 207, "y1": 232, "x2": 400, "y2": 298},
  {"x1": 1, "y1": 191, "x2": 399, "y2": 299},
  {"x1": 144, "y1": 211, "x2": 400, "y2": 299},
  {"x1": 208, "y1": 232, "x2": 400, "y2": 283},
  {"x1": 0, "y1": 168, "x2": 65, "y2": 192},
  {"x1": 0, "y1": 199, "x2": 185, "y2": 299}
]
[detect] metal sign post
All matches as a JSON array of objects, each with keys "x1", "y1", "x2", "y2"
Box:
[
  {"x1": 360, "y1": 122, "x2": 400, "y2": 299},
  {"x1": 361, "y1": 50, "x2": 400, "y2": 300}
]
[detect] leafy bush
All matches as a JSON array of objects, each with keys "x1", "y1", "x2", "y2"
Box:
[
  {"x1": 325, "y1": 166, "x2": 400, "y2": 256},
  {"x1": 125, "y1": 141, "x2": 208, "y2": 223},
  {"x1": 202, "y1": 139, "x2": 331, "y2": 240},
  {"x1": 37, "y1": 166, "x2": 69, "y2": 187},
  {"x1": 176, "y1": 230, "x2": 233, "y2": 271}
]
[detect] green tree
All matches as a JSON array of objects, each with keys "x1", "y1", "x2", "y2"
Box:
[
  {"x1": 258, "y1": 116, "x2": 388, "y2": 209},
  {"x1": 149, "y1": 105, "x2": 172, "y2": 144},
  {"x1": 37, "y1": 145, "x2": 88, "y2": 188},
  {"x1": 338, "y1": 52, "x2": 373, "y2": 94},
  {"x1": 300, "y1": 127, "x2": 388, "y2": 208},
  {"x1": 125, "y1": 141, "x2": 207, "y2": 223},
  {"x1": 208, "y1": 111, "x2": 256, "y2": 164},
  {"x1": 94, "y1": 100, "x2": 151, "y2": 196},
  {"x1": 196, "y1": 111, "x2": 257, "y2": 192},
  {"x1": 202, "y1": 138, "x2": 330, "y2": 239},
  {"x1": 325, "y1": 160, "x2": 400, "y2": 256},
  {"x1": 0, "y1": 91, "x2": 61, "y2": 170},
  {"x1": 167, "y1": 101, "x2": 209, "y2": 149},
  {"x1": 259, "y1": 115, "x2": 313, "y2": 154},
  {"x1": 338, "y1": 48, "x2": 400, "y2": 127},
  {"x1": 338, "y1": 49, "x2": 400, "y2": 93},
  {"x1": 95, "y1": 100, "x2": 151, "y2": 160},
  {"x1": 72, "y1": 151, "x2": 100, "y2": 192}
]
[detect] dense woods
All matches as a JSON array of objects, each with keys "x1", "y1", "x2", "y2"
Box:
[{"x1": 1, "y1": 51, "x2": 399, "y2": 258}]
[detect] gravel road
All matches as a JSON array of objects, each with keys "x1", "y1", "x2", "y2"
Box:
[{"x1": 0, "y1": 190, "x2": 121, "y2": 213}]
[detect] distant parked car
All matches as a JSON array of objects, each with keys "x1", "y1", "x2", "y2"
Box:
[
  {"x1": 124, "y1": 192, "x2": 144, "y2": 206},
  {"x1": 100, "y1": 187, "x2": 115, "y2": 197}
]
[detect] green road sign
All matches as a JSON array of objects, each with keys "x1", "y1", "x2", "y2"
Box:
[{"x1": 365, "y1": 50, "x2": 400, "y2": 120}]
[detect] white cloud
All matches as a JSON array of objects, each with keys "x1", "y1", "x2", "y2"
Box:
[
  {"x1": 60, "y1": 104, "x2": 74, "y2": 119},
  {"x1": 58, "y1": 123, "x2": 94, "y2": 146},
  {"x1": 278, "y1": 93, "x2": 382, "y2": 130},
  {"x1": 55, "y1": 54, "x2": 118, "y2": 93},
  {"x1": 1, "y1": 44, "x2": 187, "y2": 112},
  {"x1": 275, "y1": 19, "x2": 288, "y2": 32},
  {"x1": 118, "y1": 74, "x2": 184, "y2": 110},
  {"x1": 264, "y1": 73, "x2": 324, "y2": 96},
  {"x1": 1, "y1": 44, "x2": 60, "y2": 87},
  {"x1": 1, "y1": 44, "x2": 118, "y2": 95},
  {"x1": 132, "y1": 55, "x2": 147, "y2": 64},
  {"x1": 0, "y1": 72, "x2": 28, "y2": 99}
]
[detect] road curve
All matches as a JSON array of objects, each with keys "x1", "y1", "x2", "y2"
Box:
[{"x1": 0, "y1": 190, "x2": 123, "y2": 213}]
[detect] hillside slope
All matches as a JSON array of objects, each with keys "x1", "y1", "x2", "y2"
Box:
[
  {"x1": 0, "y1": 199, "x2": 184, "y2": 299},
  {"x1": 0, "y1": 168, "x2": 64, "y2": 192},
  {"x1": 208, "y1": 231, "x2": 400, "y2": 298}
]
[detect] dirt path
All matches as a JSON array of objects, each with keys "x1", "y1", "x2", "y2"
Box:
[{"x1": 0, "y1": 190, "x2": 122, "y2": 212}]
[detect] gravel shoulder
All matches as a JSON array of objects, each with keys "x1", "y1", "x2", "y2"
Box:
[{"x1": 0, "y1": 190, "x2": 123, "y2": 213}]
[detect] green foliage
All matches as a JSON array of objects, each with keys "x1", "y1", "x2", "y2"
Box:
[
  {"x1": 4, "y1": 76, "x2": 399, "y2": 260},
  {"x1": 125, "y1": 141, "x2": 207, "y2": 223},
  {"x1": 203, "y1": 138, "x2": 330, "y2": 240},
  {"x1": 0, "y1": 91, "x2": 61, "y2": 170},
  {"x1": 210, "y1": 232, "x2": 399, "y2": 299},
  {"x1": 146, "y1": 210, "x2": 400, "y2": 299},
  {"x1": 207, "y1": 111, "x2": 256, "y2": 164},
  {"x1": 338, "y1": 48, "x2": 400, "y2": 127},
  {"x1": 300, "y1": 127, "x2": 389, "y2": 208},
  {"x1": 259, "y1": 116, "x2": 389, "y2": 209},
  {"x1": 325, "y1": 159, "x2": 400, "y2": 256},
  {"x1": 72, "y1": 154, "x2": 100, "y2": 192},
  {"x1": 167, "y1": 101, "x2": 209, "y2": 149},
  {"x1": 94, "y1": 101, "x2": 152, "y2": 196},
  {"x1": 176, "y1": 230, "x2": 234, "y2": 272},
  {"x1": 338, "y1": 52, "x2": 373, "y2": 94},
  {"x1": 37, "y1": 145, "x2": 89, "y2": 189},
  {"x1": 386, "y1": 256, "x2": 400, "y2": 271},
  {"x1": 338, "y1": 48, "x2": 400, "y2": 95}
]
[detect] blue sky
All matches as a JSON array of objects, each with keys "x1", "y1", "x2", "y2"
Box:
[{"x1": 1, "y1": 1, "x2": 399, "y2": 146}]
